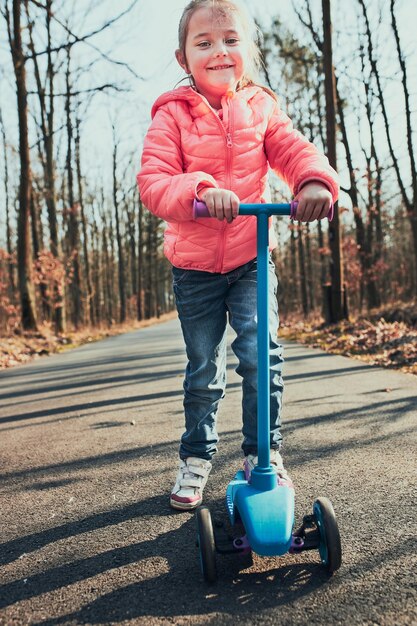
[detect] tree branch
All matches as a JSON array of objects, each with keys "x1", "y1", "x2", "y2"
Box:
[
  {"x1": 291, "y1": 0, "x2": 323, "y2": 52},
  {"x1": 28, "y1": 83, "x2": 129, "y2": 97},
  {"x1": 389, "y1": 0, "x2": 417, "y2": 204},
  {"x1": 357, "y1": 0, "x2": 411, "y2": 212},
  {"x1": 25, "y1": 0, "x2": 143, "y2": 79}
]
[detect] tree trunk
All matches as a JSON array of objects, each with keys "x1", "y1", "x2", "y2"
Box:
[
  {"x1": 364, "y1": 158, "x2": 380, "y2": 309},
  {"x1": 297, "y1": 223, "x2": 309, "y2": 316},
  {"x1": 75, "y1": 111, "x2": 95, "y2": 326},
  {"x1": 65, "y1": 50, "x2": 82, "y2": 328},
  {"x1": 112, "y1": 129, "x2": 126, "y2": 323},
  {"x1": 92, "y1": 219, "x2": 101, "y2": 326},
  {"x1": 290, "y1": 221, "x2": 298, "y2": 312},
  {"x1": 26, "y1": 0, "x2": 66, "y2": 332},
  {"x1": 145, "y1": 213, "x2": 153, "y2": 319},
  {"x1": 374, "y1": 158, "x2": 384, "y2": 300},
  {"x1": 137, "y1": 197, "x2": 144, "y2": 321},
  {"x1": 127, "y1": 203, "x2": 137, "y2": 302},
  {"x1": 0, "y1": 108, "x2": 15, "y2": 299},
  {"x1": 153, "y1": 216, "x2": 160, "y2": 318},
  {"x1": 8, "y1": 0, "x2": 37, "y2": 330},
  {"x1": 335, "y1": 76, "x2": 369, "y2": 310},
  {"x1": 317, "y1": 220, "x2": 328, "y2": 320},
  {"x1": 322, "y1": 0, "x2": 345, "y2": 323},
  {"x1": 102, "y1": 216, "x2": 113, "y2": 327},
  {"x1": 109, "y1": 209, "x2": 116, "y2": 323},
  {"x1": 30, "y1": 189, "x2": 50, "y2": 319},
  {"x1": 305, "y1": 223, "x2": 315, "y2": 311}
]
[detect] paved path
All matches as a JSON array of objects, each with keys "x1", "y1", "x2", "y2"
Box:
[{"x1": 0, "y1": 318, "x2": 416, "y2": 625}]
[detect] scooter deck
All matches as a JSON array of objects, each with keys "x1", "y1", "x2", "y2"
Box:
[{"x1": 226, "y1": 470, "x2": 295, "y2": 556}]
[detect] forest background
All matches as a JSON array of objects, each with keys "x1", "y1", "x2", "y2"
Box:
[{"x1": 0, "y1": 0, "x2": 416, "y2": 373}]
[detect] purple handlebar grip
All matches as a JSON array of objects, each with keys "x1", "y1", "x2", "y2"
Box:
[{"x1": 193, "y1": 199, "x2": 210, "y2": 218}]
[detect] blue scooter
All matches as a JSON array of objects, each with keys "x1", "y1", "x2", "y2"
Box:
[{"x1": 193, "y1": 200, "x2": 342, "y2": 583}]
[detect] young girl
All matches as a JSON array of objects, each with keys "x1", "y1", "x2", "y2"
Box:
[{"x1": 137, "y1": 0, "x2": 338, "y2": 511}]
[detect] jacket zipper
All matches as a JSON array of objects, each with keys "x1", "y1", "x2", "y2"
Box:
[{"x1": 214, "y1": 97, "x2": 234, "y2": 273}]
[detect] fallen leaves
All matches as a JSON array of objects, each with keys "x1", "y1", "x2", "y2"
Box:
[
  {"x1": 280, "y1": 309, "x2": 417, "y2": 375},
  {"x1": 0, "y1": 312, "x2": 177, "y2": 370},
  {"x1": 2, "y1": 306, "x2": 416, "y2": 376}
]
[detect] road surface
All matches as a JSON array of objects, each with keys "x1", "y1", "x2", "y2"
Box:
[{"x1": 0, "y1": 318, "x2": 416, "y2": 625}]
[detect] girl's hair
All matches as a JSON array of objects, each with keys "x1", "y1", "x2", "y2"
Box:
[{"x1": 177, "y1": 0, "x2": 262, "y2": 90}]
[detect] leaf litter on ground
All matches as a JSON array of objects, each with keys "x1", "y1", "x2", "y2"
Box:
[
  {"x1": 0, "y1": 312, "x2": 177, "y2": 370},
  {"x1": 280, "y1": 302, "x2": 417, "y2": 376},
  {"x1": 1, "y1": 305, "x2": 416, "y2": 375}
]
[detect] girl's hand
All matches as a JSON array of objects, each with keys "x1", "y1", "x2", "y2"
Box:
[
  {"x1": 200, "y1": 188, "x2": 240, "y2": 223},
  {"x1": 294, "y1": 182, "x2": 332, "y2": 222}
]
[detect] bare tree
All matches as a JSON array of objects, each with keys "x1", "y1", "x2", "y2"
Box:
[
  {"x1": 112, "y1": 125, "x2": 126, "y2": 323},
  {"x1": 137, "y1": 196, "x2": 144, "y2": 321},
  {"x1": 4, "y1": 0, "x2": 37, "y2": 330},
  {"x1": 101, "y1": 201, "x2": 114, "y2": 327},
  {"x1": 322, "y1": 0, "x2": 345, "y2": 322},
  {"x1": 0, "y1": 107, "x2": 15, "y2": 298},
  {"x1": 297, "y1": 223, "x2": 309, "y2": 315},
  {"x1": 75, "y1": 107, "x2": 95, "y2": 326},
  {"x1": 25, "y1": 0, "x2": 66, "y2": 332},
  {"x1": 65, "y1": 47, "x2": 82, "y2": 328},
  {"x1": 261, "y1": 8, "x2": 345, "y2": 320},
  {"x1": 358, "y1": 0, "x2": 417, "y2": 294}
]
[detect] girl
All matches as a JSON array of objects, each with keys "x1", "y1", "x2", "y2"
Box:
[{"x1": 137, "y1": 0, "x2": 338, "y2": 511}]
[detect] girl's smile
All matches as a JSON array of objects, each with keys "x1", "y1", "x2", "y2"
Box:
[
  {"x1": 208, "y1": 64, "x2": 235, "y2": 70},
  {"x1": 175, "y1": 6, "x2": 248, "y2": 108}
]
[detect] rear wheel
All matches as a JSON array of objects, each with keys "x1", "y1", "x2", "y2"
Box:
[
  {"x1": 313, "y1": 497, "x2": 342, "y2": 574},
  {"x1": 196, "y1": 506, "x2": 217, "y2": 583}
]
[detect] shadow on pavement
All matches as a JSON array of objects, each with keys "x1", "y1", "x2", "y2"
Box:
[
  {"x1": 17, "y1": 502, "x2": 331, "y2": 626},
  {"x1": 2, "y1": 390, "x2": 415, "y2": 487},
  {"x1": 0, "y1": 378, "x2": 241, "y2": 428},
  {"x1": 5, "y1": 506, "x2": 413, "y2": 625},
  {"x1": 34, "y1": 562, "x2": 329, "y2": 625}
]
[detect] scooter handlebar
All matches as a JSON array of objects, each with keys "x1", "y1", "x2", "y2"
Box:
[{"x1": 193, "y1": 199, "x2": 334, "y2": 221}]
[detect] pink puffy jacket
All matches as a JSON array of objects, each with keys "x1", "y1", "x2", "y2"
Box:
[{"x1": 137, "y1": 86, "x2": 339, "y2": 274}]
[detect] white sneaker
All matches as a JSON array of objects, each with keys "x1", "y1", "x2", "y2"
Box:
[
  {"x1": 170, "y1": 457, "x2": 212, "y2": 510},
  {"x1": 244, "y1": 449, "x2": 293, "y2": 487}
]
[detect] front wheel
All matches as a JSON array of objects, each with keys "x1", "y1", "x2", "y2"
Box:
[
  {"x1": 196, "y1": 506, "x2": 217, "y2": 583},
  {"x1": 313, "y1": 497, "x2": 342, "y2": 574}
]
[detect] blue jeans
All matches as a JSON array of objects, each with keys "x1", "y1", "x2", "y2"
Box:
[{"x1": 172, "y1": 257, "x2": 284, "y2": 461}]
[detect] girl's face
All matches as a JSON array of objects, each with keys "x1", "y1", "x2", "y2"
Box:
[{"x1": 176, "y1": 6, "x2": 248, "y2": 109}]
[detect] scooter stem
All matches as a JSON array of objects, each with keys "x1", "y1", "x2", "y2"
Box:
[{"x1": 255, "y1": 210, "x2": 271, "y2": 471}]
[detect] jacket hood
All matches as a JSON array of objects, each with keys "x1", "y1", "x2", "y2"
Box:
[{"x1": 151, "y1": 85, "x2": 264, "y2": 119}]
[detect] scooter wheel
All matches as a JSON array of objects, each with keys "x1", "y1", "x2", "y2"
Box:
[
  {"x1": 196, "y1": 506, "x2": 217, "y2": 583},
  {"x1": 313, "y1": 497, "x2": 342, "y2": 574}
]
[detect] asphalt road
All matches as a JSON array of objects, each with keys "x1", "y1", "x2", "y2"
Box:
[{"x1": 0, "y1": 317, "x2": 416, "y2": 625}]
